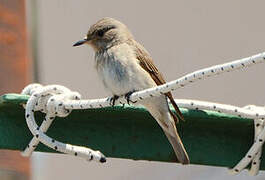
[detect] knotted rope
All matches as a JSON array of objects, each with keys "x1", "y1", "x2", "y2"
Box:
[{"x1": 21, "y1": 52, "x2": 265, "y2": 174}]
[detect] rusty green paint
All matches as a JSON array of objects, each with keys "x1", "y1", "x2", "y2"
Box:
[{"x1": 0, "y1": 93, "x2": 262, "y2": 169}]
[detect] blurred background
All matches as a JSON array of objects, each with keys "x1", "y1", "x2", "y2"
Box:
[{"x1": 0, "y1": 0, "x2": 265, "y2": 179}]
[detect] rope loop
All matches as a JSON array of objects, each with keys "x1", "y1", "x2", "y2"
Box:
[
  {"x1": 20, "y1": 51, "x2": 265, "y2": 171},
  {"x1": 21, "y1": 84, "x2": 106, "y2": 163}
]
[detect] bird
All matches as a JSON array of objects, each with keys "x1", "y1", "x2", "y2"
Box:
[{"x1": 73, "y1": 17, "x2": 189, "y2": 164}]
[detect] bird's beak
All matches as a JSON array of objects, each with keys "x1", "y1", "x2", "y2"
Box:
[{"x1": 73, "y1": 36, "x2": 91, "y2": 47}]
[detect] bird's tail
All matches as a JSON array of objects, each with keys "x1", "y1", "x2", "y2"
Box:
[
  {"x1": 163, "y1": 126, "x2": 190, "y2": 164},
  {"x1": 142, "y1": 96, "x2": 190, "y2": 164}
]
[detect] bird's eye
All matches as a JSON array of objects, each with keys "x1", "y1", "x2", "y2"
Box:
[
  {"x1": 97, "y1": 30, "x2": 104, "y2": 37},
  {"x1": 96, "y1": 26, "x2": 116, "y2": 37}
]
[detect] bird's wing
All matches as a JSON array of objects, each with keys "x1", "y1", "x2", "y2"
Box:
[{"x1": 131, "y1": 41, "x2": 184, "y2": 122}]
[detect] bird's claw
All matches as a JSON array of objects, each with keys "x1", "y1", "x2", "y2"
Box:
[
  {"x1": 109, "y1": 95, "x2": 120, "y2": 106},
  {"x1": 125, "y1": 91, "x2": 137, "y2": 105}
]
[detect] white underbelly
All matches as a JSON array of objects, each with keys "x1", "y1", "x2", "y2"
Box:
[
  {"x1": 97, "y1": 60, "x2": 155, "y2": 96},
  {"x1": 95, "y1": 43, "x2": 157, "y2": 96}
]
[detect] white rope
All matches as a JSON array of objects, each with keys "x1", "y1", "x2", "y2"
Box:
[
  {"x1": 174, "y1": 100, "x2": 265, "y2": 175},
  {"x1": 20, "y1": 52, "x2": 265, "y2": 172},
  {"x1": 175, "y1": 99, "x2": 265, "y2": 120},
  {"x1": 229, "y1": 105, "x2": 265, "y2": 175},
  {"x1": 250, "y1": 118, "x2": 264, "y2": 175},
  {"x1": 62, "y1": 52, "x2": 265, "y2": 113},
  {"x1": 21, "y1": 84, "x2": 106, "y2": 163}
]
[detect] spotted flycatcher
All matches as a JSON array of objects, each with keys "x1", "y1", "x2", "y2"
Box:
[{"x1": 73, "y1": 17, "x2": 189, "y2": 164}]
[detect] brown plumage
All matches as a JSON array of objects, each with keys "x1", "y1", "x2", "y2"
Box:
[
  {"x1": 129, "y1": 39, "x2": 185, "y2": 123},
  {"x1": 73, "y1": 17, "x2": 189, "y2": 164},
  {"x1": 128, "y1": 40, "x2": 189, "y2": 164}
]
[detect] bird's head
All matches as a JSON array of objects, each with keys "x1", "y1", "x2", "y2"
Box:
[{"x1": 73, "y1": 17, "x2": 133, "y2": 51}]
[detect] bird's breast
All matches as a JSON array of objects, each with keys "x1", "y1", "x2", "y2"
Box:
[{"x1": 94, "y1": 45, "x2": 156, "y2": 96}]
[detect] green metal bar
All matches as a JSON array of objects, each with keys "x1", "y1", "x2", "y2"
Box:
[{"x1": 0, "y1": 93, "x2": 260, "y2": 169}]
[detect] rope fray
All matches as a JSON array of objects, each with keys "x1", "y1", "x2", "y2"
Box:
[{"x1": 21, "y1": 52, "x2": 265, "y2": 171}]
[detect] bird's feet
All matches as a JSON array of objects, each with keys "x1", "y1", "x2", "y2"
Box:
[
  {"x1": 125, "y1": 91, "x2": 137, "y2": 105},
  {"x1": 109, "y1": 95, "x2": 120, "y2": 107}
]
